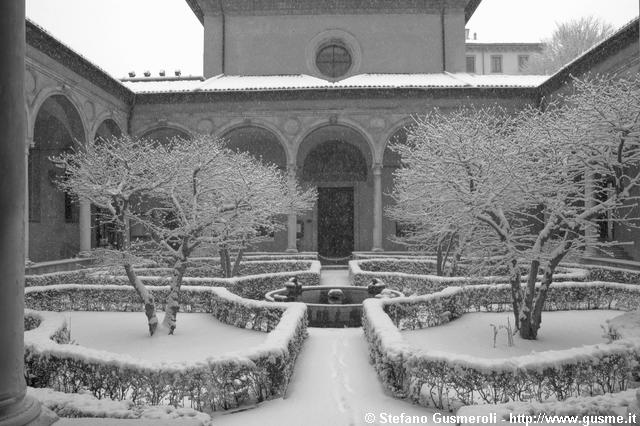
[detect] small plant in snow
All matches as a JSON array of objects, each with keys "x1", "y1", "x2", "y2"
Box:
[
  {"x1": 490, "y1": 317, "x2": 516, "y2": 348},
  {"x1": 601, "y1": 323, "x2": 621, "y2": 343}
]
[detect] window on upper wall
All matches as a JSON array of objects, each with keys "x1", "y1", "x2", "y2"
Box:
[
  {"x1": 316, "y1": 42, "x2": 352, "y2": 79},
  {"x1": 490, "y1": 55, "x2": 503, "y2": 73},
  {"x1": 465, "y1": 56, "x2": 476, "y2": 73},
  {"x1": 518, "y1": 55, "x2": 530, "y2": 72}
]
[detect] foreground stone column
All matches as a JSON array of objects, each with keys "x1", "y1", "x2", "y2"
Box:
[
  {"x1": 24, "y1": 140, "x2": 32, "y2": 261},
  {"x1": 79, "y1": 199, "x2": 91, "y2": 252},
  {"x1": 286, "y1": 164, "x2": 298, "y2": 253},
  {"x1": 0, "y1": 2, "x2": 48, "y2": 425},
  {"x1": 372, "y1": 163, "x2": 383, "y2": 252}
]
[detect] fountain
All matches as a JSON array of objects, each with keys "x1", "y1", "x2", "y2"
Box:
[{"x1": 266, "y1": 278, "x2": 403, "y2": 327}]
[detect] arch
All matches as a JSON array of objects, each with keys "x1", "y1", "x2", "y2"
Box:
[
  {"x1": 295, "y1": 123, "x2": 374, "y2": 171},
  {"x1": 383, "y1": 119, "x2": 416, "y2": 168},
  {"x1": 29, "y1": 94, "x2": 86, "y2": 261},
  {"x1": 220, "y1": 124, "x2": 288, "y2": 169},
  {"x1": 94, "y1": 118, "x2": 123, "y2": 142},
  {"x1": 138, "y1": 124, "x2": 192, "y2": 145},
  {"x1": 31, "y1": 88, "x2": 89, "y2": 146},
  {"x1": 306, "y1": 28, "x2": 363, "y2": 80}
]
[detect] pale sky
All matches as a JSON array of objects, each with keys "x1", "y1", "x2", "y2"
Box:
[{"x1": 25, "y1": 0, "x2": 639, "y2": 79}]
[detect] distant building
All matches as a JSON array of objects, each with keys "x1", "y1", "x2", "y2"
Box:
[
  {"x1": 464, "y1": 29, "x2": 544, "y2": 74},
  {"x1": 22, "y1": 1, "x2": 640, "y2": 262}
]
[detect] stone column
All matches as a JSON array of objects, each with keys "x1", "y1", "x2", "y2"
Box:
[
  {"x1": 79, "y1": 199, "x2": 91, "y2": 253},
  {"x1": 0, "y1": 2, "x2": 47, "y2": 424},
  {"x1": 286, "y1": 164, "x2": 298, "y2": 253},
  {"x1": 24, "y1": 139, "x2": 33, "y2": 262},
  {"x1": 372, "y1": 163, "x2": 383, "y2": 252}
]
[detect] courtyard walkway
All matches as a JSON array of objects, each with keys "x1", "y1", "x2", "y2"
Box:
[
  {"x1": 59, "y1": 267, "x2": 438, "y2": 426},
  {"x1": 319, "y1": 267, "x2": 351, "y2": 286},
  {"x1": 211, "y1": 328, "x2": 436, "y2": 426},
  {"x1": 210, "y1": 266, "x2": 436, "y2": 425}
]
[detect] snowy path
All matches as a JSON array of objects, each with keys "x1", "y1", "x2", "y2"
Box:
[
  {"x1": 319, "y1": 268, "x2": 351, "y2": 287},
  {"x1": 211, "y1": 328, "x2": 436, "y2": 426}
]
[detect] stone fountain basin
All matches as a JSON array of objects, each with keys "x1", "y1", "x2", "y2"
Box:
[{"x1": 265, "y1": 286, "x2": 403, "y2": 328}]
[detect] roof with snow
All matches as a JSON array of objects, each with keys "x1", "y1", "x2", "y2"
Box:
[
  {"x1": 540, "y1": 17, "x2": 639, "y2": 95},
  {"x1": 184, "y1": 0, "x2": 483, "y2": 24},
  {"x1": 122, "y1": 73, "x2": 549, "y2": 94}
]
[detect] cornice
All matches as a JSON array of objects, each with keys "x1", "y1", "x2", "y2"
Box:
[
  {"x1": 26, "y1": 19, "x2": 135, "y2": 105},
  {"x1": 186, "y1": 0, "x2": 479, "y2": 23},
  {"x1": 465, "y1": 43, "x2": 544, "y2": 53},
  {"x1": 134, "y1": 86, "x2": 539, "y2": 105}
]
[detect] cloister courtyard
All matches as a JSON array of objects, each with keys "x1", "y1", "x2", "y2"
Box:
[{"x1": 3, "y1": 1, "x2": 640, "y2": 425}]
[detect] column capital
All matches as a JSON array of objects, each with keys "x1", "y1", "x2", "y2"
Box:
[
  {"x1": 287, "y1": 163, "x2": 298, "y2": 180},
  {"x1": 372, "y1": 163, "x2": 383, "y2": 175},
  {"x1": 25, "y1": 137, "x2": 34, "y2": 153}
]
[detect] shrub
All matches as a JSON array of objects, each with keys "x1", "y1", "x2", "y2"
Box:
[
  {"x1": 24, "y1": 286, "x2": 307, "y2": 412},
  {"x1": 363, "y1": 282, "x2": 640, "y2": 411}
]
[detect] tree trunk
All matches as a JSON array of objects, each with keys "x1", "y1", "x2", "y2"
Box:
[
  {"x1": 219, "y1": 248, "x2": 232, "y2": 278},
  {"x1": 518, "y1": 251, "x2": 566, "y2": 340},
  {"x1": 231, "y1": 247, "x2": 244, "y2": 277},
  {"x1": 436, "y1": 240, "x2": 443, "y2": 276},
  {"x1": 508, "y1": 259, "x2": 523, "y2": 335},
  {"x1": 163, "y1": 259, "x2": 187, "y2": 335},
  {"x1": 123, "y1": 262, "x2": 158, "y2": 336}
]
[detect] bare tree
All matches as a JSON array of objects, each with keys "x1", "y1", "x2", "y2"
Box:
[
  {"x1": 55, "y1": 134, "x2": 315, "y2": 335},
  {"x1": 390, "y1": 76, "x2": 640, "y2": 339},
  {"x1": 210, "y1": 153, "x2": 316, "y2": 278},
  {"x1": 53, "y1": 136, "x2": 176, "y2": 335},
  {"x1": 525, "y1": 16, "x2": 614, "y2": 75}
]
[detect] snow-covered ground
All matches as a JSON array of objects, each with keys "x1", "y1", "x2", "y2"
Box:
[
  {"x1": 211, "y1": 327, "x2": 438, "y2": 426},
  {"x1": 402, "y1": 310, "x2": 620, "y2": 358},
  {"x1": 67, "y1": 312, "x2": 266, "y2": 362},
  {"x1": 320, "y1": 268, "x2": 351, "y2": 287}
]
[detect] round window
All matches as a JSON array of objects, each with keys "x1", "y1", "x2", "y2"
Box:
[{"x1": 316, "y1": 43, "x2": 352, "y2": 79}]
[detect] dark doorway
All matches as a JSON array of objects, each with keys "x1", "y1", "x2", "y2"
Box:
[{"x1": 317, "y1": 187, "x2": 354, "y2": 260}]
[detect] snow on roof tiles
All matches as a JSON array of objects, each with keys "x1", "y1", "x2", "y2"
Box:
[{"x1": 122, "y1": 73, "x2": 550, "y2": 94}]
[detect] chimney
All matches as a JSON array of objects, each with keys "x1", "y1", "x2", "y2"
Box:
[
  {"x1": 159, "y1": 70, "x2": 165, "y2": 77},
  {"x1": 465, "y1": 28, "x2": 470, "y2": 40},
  {"x1": 174, "y1": 69, "x2": 182, "y2": 77},
  {"x1": 144, "y1": 70, "x2": 151, "y2": 77},
  {"x1": 128, "y1": 71, "x2": 136, "y2": 78},
  {"x1": 473, "y1": 32, "x2": 477, "y2": 40}
]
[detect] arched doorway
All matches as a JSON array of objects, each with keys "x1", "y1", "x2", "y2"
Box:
[
  {"x1": 298, "y1": 125, "x2": 372, "y2": 260},
  {"x1": 29, "y1": 94, "x2": 85, "y2": 261},
  {"x1": 92, "y1": 119, "x2": 123, "y2": 249}
]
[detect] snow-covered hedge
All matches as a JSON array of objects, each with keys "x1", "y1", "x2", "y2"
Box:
[
  {"x1": 28, "y1": 387, "x2": 212, "y2": 424},
  {"x1": 350, "y1": 258, "x2": 588, "y2": 295},
  {"x1": 26, "y1": 260, "x2": 321, "y2": 300},
  {"x1": 363, "y1": 282, "x2": 640, "y2": 411},
  {"x1": 561, "y1": 263, "x2": 640, "y2": 285},
  {"x1": 456, "y1": 388, "x2": 639, "y2": 425},
  {"x1": 134, "y1": 260, "x2": 317, "y2": 278},
  {"x1": 24, "y1": 287, "x2": 308, "y2": 412},
  {"x1": 25, "y1": 269, "x2": 94, "y2": 287}
]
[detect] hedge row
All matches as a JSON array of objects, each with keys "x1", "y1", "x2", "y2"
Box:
[
  {"x1": 26, "y1": 261, "x2": 321, "y2": 300},
  {"x1": 24, "y1": 286, "x2": 307, "y2": 412},
  {"x1": 133, "y1": 260, "x2": 317, "y2": 278},
  {"x1": 350, "y1": 259, "x2": 596, "y2": 296},
  {"x1": 363, "y1": 282, "x2": 640, "y2": 411}
]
